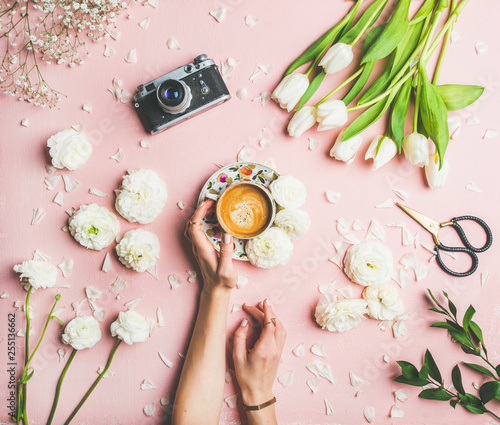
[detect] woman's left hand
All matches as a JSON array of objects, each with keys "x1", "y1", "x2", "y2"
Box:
[{"x1": 185, "y1": 199, "x2": 238, "y2": 293}]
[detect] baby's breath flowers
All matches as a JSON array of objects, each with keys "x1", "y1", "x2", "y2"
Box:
[{"x1": 0, "y1": 0, "x2": 135, "y2": 107}]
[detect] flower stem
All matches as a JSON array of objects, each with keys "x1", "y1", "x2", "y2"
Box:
[
  {"x1": 433, "y1": 0, "x2": 458, "y2": 84},
  {"x1": 63, "y1": 340, "x2": 122, "y2": 425},
  {"x1": 348, "y1": 0, "x2": 387, "y2": 47},
  {"x1": 21, "y1": 286, "x2": 33, "y2": 425},
  {"x1": 316, "y1": 66, "x2": 364, "y2": 106},
  {"x1": 413, "y1": 74, "x2": 422, "y2": 132},
  {"x1": 46, "y1": 349, "x2": 77, "y2": 425}
]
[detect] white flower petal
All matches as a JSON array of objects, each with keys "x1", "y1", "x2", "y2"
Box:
[
  {"x1": 169, "y1": 273, "x2": 183, "y2": 289},
  {"x1": 392, "y1": 188, "x2": 409, "y2": 201},
  {"x1": 475, "y1": 41, "x2": 488, "y2": 55},
  {"x1": 383, "y1": 355, "x2": 390, "y2": 363},
  {"x1": 143, "y1": 401, "x2": 155, "y2": 416},
  {"x1": 147, "y1": 0, "x2": 157, "y2": 7},
  {"x1": 89, "y1": 188, "x2": 108, "y2": 198},
  {"x1": 45, "y1": 175, "x2": 61, "y2": 191},
  {"x1": 395, "y1": 388, "x2": 409, "y2": 403},
  {"x1": 120, "y1": 90, "x2": 133, "y2": 104},
  {"x1": 352, "y1": 220, "x2": 364, "y2": 231},
  {"x1": 245, "y1": 15, "x2": 259, "y2": 27},
  {"x1": 231, "y1": 304, "x2": 242, "y2": 313},
  {"x1": 236, "y1": 87, "x2": 248, "y2": 100},
  {"x1": 62, "y1": 174, "x2": 80, "y2": 193},
  {"x1": 93, "y1": 309, "x2": 107, "y2": 323},
  {"x1": 187, "y1": 270, "x2": 198, "y2": 284},
  {"x1": 0, "y1": 291, "x2": 9, "y2": 299},
  {"x1": 224, "y1": 394, "x2": 238, "y2": 409},
  {"x1": 328, "y1": 254, "x2": 343, "y2": 268},
  {"x1": 140, "y1": 139, "x2": 150, "y2": 149},
  {"x1": 31, "y1": 208, "x2": 45, "y2": 225},
  {"x1": 58, "y1": 348, "x2": 67, "y2": 362},
  {"x1": 139, "y1": 18, "x2": 149, "y2": 29},
  {"x1": 325, "y1": 191, "x2": 341, "y2": 204},
  {"x1": 481, "y1": 272, "x2": 490, "y2": 288},
  {"x1": 225, "y1": 369, "x2": 235, "y2": 383},
  {"x1": 375, "y1": 199, "x2": 394, "y2": 208},
  {"x1": 125, "y1": 296, "x2": 143, "y2": 310},
  {"x1": 311, "y1": 343, "x2": 327, "y2": 358},
  {"x1": 325, "y1": 399, "x2": 334, "y2": 415},
  {"x1": 53, "y1": 192, "x2": 63, "y2": 206},
  {"x1": 107, "y1": 29, "x2": 120, "y2": 40},
  {"x1": 484, "y1": 128, "x2": 498, "y2": 139},
  {"x1": 278, "y1": 371, "x2": 294, "y2": 387},
  {"x1": 210, "y1": 7, "x2": 226, "y2": 23},
  {"x1": 308, "y1": 137, "x2": 320, "y2": 150},
  {"x1": 83, "y1": 104, "x2": 92, "y2": 113},
  {"x1": 336, "y1": 218, "x2": 351, "y2": 236},
  {"x1": 249, "y1": 64, "x2": 263, "y2": 82},
  {"x1": 338, "y1": 285, "x2": 353, "y2": 299},
  {"x1": 86, "y1": 286, "x2": 102, "y2": 300},
  {"x1": 58, "y1": 257, "x2": 73, "y2": 277},
  {"x1": 140, "y1": 379, "x2": 156, "y2": 390},
  {"x1": 103, "y1": 44, "x2": 115, "y2": 57},
  {"x1": 125, "y1": 48, "x2": 137, "y2": 64},
  {"x1": 292, "y1": 343, "x2": 305, "y2": 357},
  {"x1": 177, "y1": 201, "x2": 185, "y2": 210},
  {"x1": 110, "y1": 148, "x2": 124, "y2": 162},
  {"x1": 364, "y1": 406, "x2": 375, "y2": 423},
  {"x1": 466, "y1": 115, "x2": 480, "y2": 126},
  {"x1": 160, "y1": 397, "x2": 170, "y2": 406},
  {"x1": 450, "y1": 30, "x2": 462, "y2": 43},
  {"x1": 391, "y1": 405, "x2": 404, "y2": 418},
  {"x1": 97, "y1": 367, "x2": 115, "y2": 378},
  {"x1": 366, "y1": 220, "x2": 386, "y2": 241},
  {"x1": 319, "y1": 281, "x2": 336, "y2": 294},
  {"x1": 349, "y1": 371, "x2": 363, "y2": 387},
  {"x1": 466, "y1": 182, "x2": 482, "y2": 193},
  {"x1": 147, "y1": 264, "x2": 158, "y2": 280},
  {"x1": 166, "y1": 37, "x2": 180, "y2": 50},
  {"x1": 158, "y1": 351, "x2": 173, "y2": 367},
  {"x1": 306, "y1": 376, "x2": 320, "y2": 393},
  {"x1": 110, "y1": 276, "x2": 127, "y2": 293},
  {"x1": 237, "y1": 145, "x2": 252, "y2": 162}
]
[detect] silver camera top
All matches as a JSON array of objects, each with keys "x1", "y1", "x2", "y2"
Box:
[{"x1": 135, "y1": 54, "x2": 215, "y2": 100}]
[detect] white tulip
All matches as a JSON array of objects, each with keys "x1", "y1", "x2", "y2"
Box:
[
  {"x1": 272, "y1": 73, "x2": 309, "y2": 112},
  {"x1": 287, "y1": 106, "x2": 316, "y2": 138},
  {"x1": 316, "y1": 99, "x2": 348, "y2": 131},
  {"x1": 319, "y1": 43, "x2": 353, "y2": 75},
  {"x1": 330, "y1": 130, "x2": 362, "y2": 165},
  {"x1": 402, "y1": 132, "x2": 430, "y2": 167},
  {"x1": 425, "y1": 153, "x2": 449, "y2": 189},
  {"x1": 365, "y1": 135, "x2": 397, "y2": 170}
]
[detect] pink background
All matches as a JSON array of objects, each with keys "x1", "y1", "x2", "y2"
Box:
[{"x1": 1, "y1": 0, "x2": 500, "y2": 424}]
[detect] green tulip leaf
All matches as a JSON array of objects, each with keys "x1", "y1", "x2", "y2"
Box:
[
  {"x1": 410, "y1": 0, "x2": 436, "y2": 25},
  {"x1": 339, "y1": 0, "x2": 389, "y2": 45},
  {"x1": 452, "y1": 365, "x2": 465, "y2": 395},
  {"x1": 433, "y1": 84, "x2": 484, "y2": 111},
  {"x1": 390, "y1": 78, "x2": 412, "y2": 151},
  {"x1": 342, "y1": 91, "x2": 396, "y2": 141},
  {"x1": 296, "y1": 71, "x2": 326, "y2": 110},
  {"x1": 419, "y1": 68, "x2": 449, "y2": 169},
  {"x1": 419, "y1": 388, "x2": 454, "y2": 401},
  {"x1": 342, "y1": 61, "x2": 375, "y2": 106},
  {"x1": 361, "y1": 0, "x2": 412, "y2": 64}
]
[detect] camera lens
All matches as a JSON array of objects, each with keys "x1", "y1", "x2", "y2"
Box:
[{"x1": 157, "y1": 79, "x2": 192, "y2": 114}]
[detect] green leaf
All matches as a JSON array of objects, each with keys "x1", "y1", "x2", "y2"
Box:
[
  {"x1": 342, "y1": 61, "x2": 375, "y2": 105},
  {"x1": 424, "y1": 350, "x2": 442, "y2": 384},
  {"x1": 469, "y1": 321, "x2": 485, "y2": 347},
  {"x1": 342, "y1": 91, "x2": 396, "y2": 141},
  {"x1": 335, "y1": 0, "x2": 365, "y2": 43},
  {"x1": 419, "y1": 68, "x2": 449, "y2": 169},
  {"x1": 462, "y1": 305, "x2": 476, "y2": 332},
  {"x1": 419, "y1": 362, "x2": 430, "y2": 380},
  {"x1": 20, "y1": 368, "x2": 34, "y2": 384},
  {"x1": 450, "y1": 398, "x2": 458, "y2": 408},
  {"x1": 419, "y1": 388, "x2": 453, "y2": 401},
  {"x1": 296, "y1": 71, "x2": 325, "y2": 110},
  {"x1": 430, "y1": 321, "x2": 460, "y2": 332},
  {"x1": 361, "y1": 0, "x2": 411, "y2": 64},
  {"x1": 459, "y1": 393, "x2": 487, "y2": 414},
  {"x1": 462, "y1": 404, "x2": 486, "y2": 415},
  {"x1": 452, "y1": 365, "x2": 465, "y2": 395},
  {"x1": 462, "y1": 362, "x2": 496, "y2": 380},
  {"x1": 410, "y1": 0, "x2": 436, "y2": 25},
  {"x1": 449, "y1": 330, "x2": 473, "y2": 347},
  {"x1": 429, "y1": 307, "x2": 448, "y2": 315},
  {"x1": 397, "y1": 360, "x2": 419, "y2": 379},
  {"x1": 390, "y1": 78, "x2": 412, "y2": 151},
  {"x1": 496, "y1": 364, "x2": 500, "y2": 377},
  {"x1": 394, "y1": 375, "x2": 429, "y2": 387},
  {"x1": 461, "y1": 344, "x2": 481, "y2": 356},
  {"x1": 427, "y1": 289, "x2": 447, "y2": 312},
  {"x1": 434, "y1": 84, "x2": 484, "y2": 111},
  {"x1": 479, "y1": 381, "x2": 500, "y2": 404},
  {"x1": 339, "y1": 0, "x2": 390, "y2": 45}
]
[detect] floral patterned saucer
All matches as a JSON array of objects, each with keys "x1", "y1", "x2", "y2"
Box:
[{"x1": 197, "y1": 162, "x2": 280, "y2": 261}]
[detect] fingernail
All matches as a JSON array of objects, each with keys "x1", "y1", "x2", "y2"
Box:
[
  {"x1": 222, "y1": 233, "x2": 231, "y2": 244},
  {"x1": 198, "y1": 201, "x2": 205, "y2": 208},
  {"x1": 241, "y1": 319, "x2": 248, "y2": 327},
  {"x1": 265, "y1": 299, "x2": 271, "y2": 306}
]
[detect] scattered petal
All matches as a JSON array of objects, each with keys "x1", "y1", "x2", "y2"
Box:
[
  {"x1": 169, "y1": 274, "x2": 183, "y2": 289},
  {"x1": 395, "y1": 388, "x2": 409, "y2": 403},
  {"x1": 46, "y1": 164, "x2": 56, "y2": 175},
  {"x1": 253, "y1": 91, "x2": 271, "y2": 106},
  {"x1": 125, "y1": 296, "x2": 143, "y2": 310},
  {"x1": 147, "y1": 0, "x2": 158, "y2": 7},
  {"x1": 58, "y1": 348, "x2": 67, "y2": 362},
  {"x1": 237, "y1": 145, "x2": 252, "y2": 162},
  {"x1": 328, "y1": 254, "x2": 343, "y2": 268},
  {"x1": 58, "y1": 257, "x2": 74, "y2": 277},
  {"x1": 158, "y1": 352, "x2": 173, "y2": 367},
  {"x1": 332, "y1": 240, "x2": 351, "y2": 256},
  {"x1": 415, "y1": 264, "x2": 430, "y2": 281},
  {"x1": 86, "y1": 286, "x2": 102, "y2": 300},
  {"x1": 157, "y1": 307, "x2": 164, "y2": 327},
  {"x1": 167, "y1": 37, "x2": 180, "y2": 50},
  {"x1": 110, "y1": 149, "x2": 124, "y2": 162},
  {"x1": 364, "y1": 406, "x2": 375, "y2": 423},
  {"x1": 231, "y1": 304, "x2": 242, "y2": 313},
  {"x1": 475, "y1": 41, "x2": 488, "y2": 55},
  {"x1": 53, "y1": 192, "x2": 63, "y2": 206},
  {"x1": 210, "y1": 7, "x2": 226, "y2": 23},
  {"x1": 392, "y1": 188, "x2": 409, "y2": 201},
  {"x1": 177, "y1": 201, "x2": 185, "y2": 210},
  {"x1": 160, "y1": 397, "x2": 170, "y2": 406},
  {"x1": 227, "y1": 57, "x2": 239, "y2": 67},
  {"x1": 260, "y1": 138, "x2": 270, "y2": 148},
  {"x1": 31, "y1": 208, "x2": 45, "y2": 225},
  {"x1": 355, "y1": 390, "x2": 363, "y2": 397},
  {"x1": 120, "y1": 90, "x2": 133, "y2": 103},
  {"x1": 352, "y1": 220, "x2": 364, "y2": 231},
  {"x1": 325, "y1": 191, "x2": 341, "y2": 204},
  {"x1": 319, "y1": 281, "x2": 336, "y2": 294},
  {"x1": 349, "y1": 371, "x2": 362, "y2": 387},
  {"x1": 139, "y1": 17, "x2": 149, "y2": 29},
  {"x1": 278, "y1": 371, "x2": 294, "y2": 387},
  {"x1": 292, "y1": 343, "x2": 305, "y2": 357},
  {"x1": 450, "y1": 30, "x2": 462, "y2": 43},
  {"x1": 336, "y1": 218, "x2": 351, "y2": 236},
  {"x1": 125, "y1": 48, "x2": 137, "y2": 63},
  {"x1": 391, "y1": 405, "x2": 404, "y2": 418},
  {"x1": 72, "y1": 298, "x2": 85, "y2": 311},
  {"x1": 224, "y1": 394, "x2": 238, "y2": 409},
  {"x1": 259, "y1": 64, "x2": 273, "y2": 75},
  {"x1": 481, "y1": 272, "x2": 490, "y2": 288},
  {"x1": 110, "y1": 276, "x2": 127, "y2": 292},
  {"x1": 325, "y1": 399, "x2": 334, "y2": 416},
  {"x1": 141, "y1": 379, "x2": 156, "y2": 390},
  {"x1": 393, "y1": 319, "x2": 408, "y2": 338},
  {"x1": 89, "y1": 188, "x2": 108, "y2": 197},
  {"x1": 187, "y1": 270, "x2": 198, "y2": 284},
  {"x1": 147, "y1": 264, "x2": 158, "y2": 280},
  {"x1": 143, "y1": 401, "x2": 155, "y2": 416},
  {"x1": 484, "y1": 128, "x2": 498, "y2": 139},
  {"x1": 249, "y1": 64, "x2": 263, "y2": 82},
  {"x1": 93, "y1": 309, "x2": 107, "y2": 322},
  {"x1": 402, "y1": 227, "x2": 414, "y2": 246},
  {"x1": 107, "y1": 29, "x2": 120, "y2": 40},
  {"x1": 375, "y1": 199, "x2": 394, "y2": 208},
  {"x1": 97, "y1": 366, "x2": 115, "y2": 378},
  {"x1": 245, "y1": 15, "x2": 259, "y2": 27},
  {"x1": 0, "y1": 292, "x2": 9, "y2": 299},
  {"x1": 472, "y1": 381, "x2": 480, "y2": 390},
  {"x1": 344, "y1": 233, "x2": 360, "y2": 244},
  {"x1": 366, "y1": 220, "x2": 386, "y2": 241},
  {"x1": 83, "y1": 104, "x2": 92, "y2": 113},
  {"x1": 104, "y1": 44, "x2": 115, "y2": 57},
  {"x1": 466, "y1": 115, "x2": 480, "y2": 126},
  {"x1": 21, "y1": 118, "x2": 29, "y2": 127},
  {"x1": 72, "y1": 123, "x2": 83, "y2": 132},
  {"x1": 307, "y1": 377, "x2": 320, "y2": 393},
  {"x1": 32, "y1": 250, "x2": 51, "y2": 262},
  {"x1": 383, "y1": 355, "x2": 390, "y2": 363},
  {"x1": 147, "y1": 318, "x2": 158, "y2": 337},
  {"x1": 309, "y1": 137, "x2": 319, "y2": 150},
  {"x1": 140, "y1": 139, "x2": 150, "y2": 148},
  {"x1": 62, "y1": 173, "x2": 80, "y2": 192},
  {"x1": 236, "y1": 87, "x2": 248, "y2": 101},
  {"x1": 311, "y1": 343, "x2": 327, "y2": 358},
  {"x1": 466, "y1": 182, "x2": 482, "y2": 193},
  {"x1": 338, "y1": 285, "x2": 353, "y2": 299}
]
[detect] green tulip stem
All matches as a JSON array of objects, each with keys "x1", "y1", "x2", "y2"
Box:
[
  {"x1": 316, "y1": 66, "x2": 364, "y2": 106},
  {"x1": 25, "y1": 294, "x2": 61, "y2": 368},
  {"x1": 46, "y1": 349, "x2": 77, "y2": 425},
  {"x1": 348, "y1": 0, "x2": 386, "y2": 47},
  {"x1": 433, "y1": 0, "x2": 458, "y2": 84},
  {"x1": 413, "y1": 74, "x2": 422, "y2": 132},
  {"x1": 21, "y1": 286, "x2": 33, "y2": 425},
  {"x1": 64, "y1": 340, "x2": 122, "y2": 425}
]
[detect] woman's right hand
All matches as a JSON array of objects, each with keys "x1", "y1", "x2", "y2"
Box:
[{"x1": 232, "y1": 300, "x2": 286, "y2": 406}]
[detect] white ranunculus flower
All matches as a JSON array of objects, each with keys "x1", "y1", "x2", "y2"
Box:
[
  {"x1": 68, "y1": 204, "x2": 120, "y2": 251},
  {"x1": 287, "y1": 106, "x2": 317, "y2": 138},
  {"x1": 330, "y1": 130, "x2": 363, "y2": 165},
  {"x1": 272, "y1": 73, "x2": 309, "y2": 112},
  {"x1": 362, "y1": 285, "x2": 406, "y2": 321},
  {"x1": 115, "y1": 169, "x2": 168, "y2": 224},
  {"x1": 274, "y1": 209, "x2": 311, "y2": 239},
  {"x1": 316, "y1": 99, "x2": 348, "y2": 131},
  {"x1": 402, "y1": 132, "x2": 430, "y2": 167},
  {"x1": 110, "y1": 310, "x2": 149, "y2": 345},
  {"x1": 47, "y1": 129, "x2": 92, "y2": 170},
  {"x1": 62, "y1": 316, "x2": 102, "y2": 350},
  {"x1": 13, "y1": 260, "x2": 57, "y2": 290},
  {"x1": 315, "y1": 293, "x2": 368, "y2": 333},
  {"x1": 270, "y1": 175, "x2": 307, "y2": 209},
  {"x1": 319, "y1": 43, "x2": 353, "y2": 75},
  {"x1": 425, "y1": 153, "x2": 449, "y2": 189},
  {"x1": 365, "y1": 135, "x2": 397, "y2": 170},
  {"x1": 344, "y1": 241, "x2": 393, "y2": 287},
  {"x1": 245, "y1": 227, "x2": 293, "y2": 269},
  {"x1": 115, "y1": 229, "x2": 160, "y2": 272}
]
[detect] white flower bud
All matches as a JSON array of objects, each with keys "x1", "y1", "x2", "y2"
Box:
[
  {"x1": 316, "y1": 99, "x2": 348, "y2": 131},
  {"x1": 272, "y1": 73, "x2": 309, "y2": 112},
  {"x1": 365, "y1": 135, "x2": 397, "y2": 170},
  {"x1": 287, "y1": 106, "x2": 316, "y2": 138},
  {"x1": 330, "y1": 130, "x2": 362, "y2": 165},
  {"x1": 425, "y1": 153, "x2": 449, "y2": 189},
  {"x1": 319, "y1": 43, "x2": 353, "y2": 75},
  {"x1": 402, "y1": 132, "x2": 430, "y2": 167}
]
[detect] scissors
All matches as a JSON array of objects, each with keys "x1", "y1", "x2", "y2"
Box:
[{"x1": 396, "y1": 203, "x2": 493, "y2": 277}]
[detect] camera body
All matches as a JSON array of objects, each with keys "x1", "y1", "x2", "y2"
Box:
[{"x1": 133, "y1": 54, "x2": 231, "y2": 134}]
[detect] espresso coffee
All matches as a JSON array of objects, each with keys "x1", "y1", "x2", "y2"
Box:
[{"x1": 217, "y1": 183, "x2": 273, "y2": 239}]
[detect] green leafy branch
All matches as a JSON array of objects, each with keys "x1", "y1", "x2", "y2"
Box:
[{"x1": 394, "y1": 290, "x2": 500, "y2": 421}]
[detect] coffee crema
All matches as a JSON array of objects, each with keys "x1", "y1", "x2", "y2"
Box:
[{"x1": 217, "y1": 184, "x2": 272, "y2": 239}]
